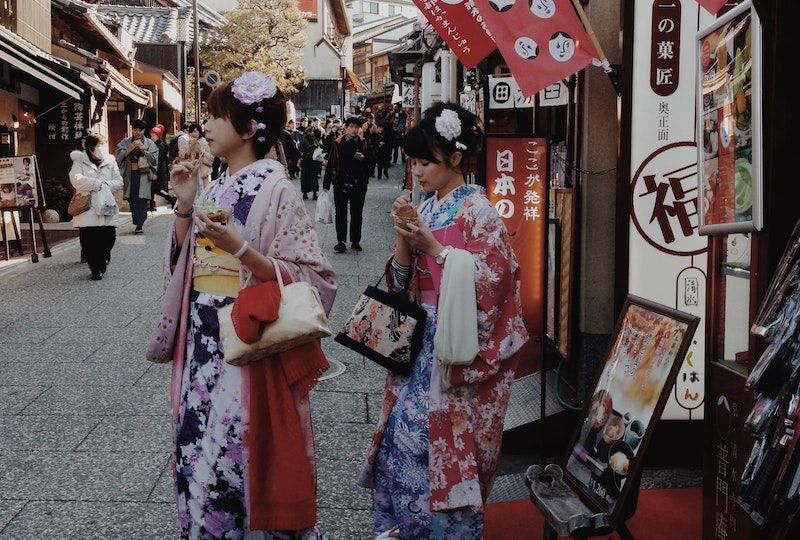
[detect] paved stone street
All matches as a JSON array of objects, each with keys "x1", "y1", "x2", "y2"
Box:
[{"x1": 0, "y1": 164, "x2": 407, "y2": 539}]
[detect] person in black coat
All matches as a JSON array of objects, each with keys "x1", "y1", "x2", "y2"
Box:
[
  {"x1": 300, "y1": 127, "x2": 322, "y2": 200},
  {"x1": 279, "y1": 125, "x2": 299, "y2": 179},
  {"x1": 323, "y1": 117, "x2": 368, "y2": 253}
]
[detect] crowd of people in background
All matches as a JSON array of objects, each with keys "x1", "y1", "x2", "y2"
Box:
[{"x1": 69, "y1": 101, "x2": 410, "y2": 281}]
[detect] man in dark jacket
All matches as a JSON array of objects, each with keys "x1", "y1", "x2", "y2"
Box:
[
  {"x1": 323, "y1": 117, "x2": 368, "y2": 253},
  {"x1": 279, "y1": 123, "x2": 299, "y2": 179}
]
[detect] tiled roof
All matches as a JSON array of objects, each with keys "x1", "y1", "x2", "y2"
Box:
[
  {"x1": 92, "y1": 1, "x2": 226, "y2": 45},
  {"x1": 95, "y1": 5, "x2": 188, "y2": 44}
]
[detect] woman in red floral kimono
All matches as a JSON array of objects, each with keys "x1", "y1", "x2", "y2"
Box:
[{"x1": 358, "y1": 102, "x2": 529, "y2": 538}]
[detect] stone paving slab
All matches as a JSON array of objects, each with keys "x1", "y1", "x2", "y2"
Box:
[
  {"x1": 317, "y1": 459, "x2": 374, "y2": 510},
  {"x1": 0, "y1": 451, "x2": 166, "y2": 501},
  {"x1": 0, "y1": 501, "x2": 24, "y2": 533},
  {"x1": 310, "y1": 391, "x2": 369, "y2": 424},
  {"x1": 0, "y1": 415, "x2": 102, "y2": 451},
  {"x1": 0, "y1": 501, "x2": 179, "y2": 540},
  {"x1": 75, "y1": 415, "x2": 172, "y2": 453}
]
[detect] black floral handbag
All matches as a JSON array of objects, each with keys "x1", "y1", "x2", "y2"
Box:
[{"x1": 334, "y1": 269, "x2": 426, "y2": 376}]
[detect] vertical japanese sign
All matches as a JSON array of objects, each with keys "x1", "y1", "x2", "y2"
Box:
[
  {"x1": 471, "y1": 0, "x2": 598, "y2": 96},
  {"x1": 40, "y1": 99, "x2": 90, "y2": 143},
  {"x1": 486, "y1": 136, "x2": 547, "y2": 372},
  {"x1": 414, "y1": 0, "x2": 496, "y2": 68},
  {"x1": 629, "y1": 0, "x2": 714, "y2": 421}
]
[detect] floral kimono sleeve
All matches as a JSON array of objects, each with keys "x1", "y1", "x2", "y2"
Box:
[
  {"x1": 260, "y1": 181, "x2": 338, "y2": 314},
  {"x1": 449, "y1": 195, "x2": 527, "y2": 385}
]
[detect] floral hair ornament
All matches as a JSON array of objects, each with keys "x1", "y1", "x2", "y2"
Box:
[
  {"x1": 435, "y1": 108, "x2": 462, "y2": 141},
  {"x1": 455, "y1": 141, "x2": 467, "y2": 150},
  {"x1": 231, "y1": 71, "x2": 277, "y2": 106}
]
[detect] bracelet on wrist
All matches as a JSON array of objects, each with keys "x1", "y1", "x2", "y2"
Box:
[
  {"x1": 232, "y1": 241, "x2": 249, "y2": 259},
  {"x1": 174, "y1": 206, "x2": 192, "y2": 219}
]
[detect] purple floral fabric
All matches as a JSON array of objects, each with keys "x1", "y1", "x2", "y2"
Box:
[{"x1": 174, "y1": 171, "x2": 324, "y2": 539}]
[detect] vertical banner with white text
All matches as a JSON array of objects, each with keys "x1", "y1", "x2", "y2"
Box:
[
  {"x1": 487, "y1": 137, "x2": 548, "y2": 375},
  {"x1": 629, "y1": 0, "x2": 714, "y2": 420}
]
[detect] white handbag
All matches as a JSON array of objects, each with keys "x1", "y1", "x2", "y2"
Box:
[
  {"x1": 312, "y1": 147, "x2": 325, "y2": 162},
  {"x1": 218, "y1": 259, "x2": 331, "y2": 366}
]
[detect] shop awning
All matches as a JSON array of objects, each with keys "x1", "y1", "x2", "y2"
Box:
[
  {"x1": 133, "y1": 62, "x2": 183, "y2": 111},
  {"x1": 102, "y1": 61, "x2": 150, "y2": 106},
  {"x1": 345, "y1": 68, "x2": 370, "y2": 94},
  {"x1": 0, "y1": 26, "x2": 83, "y2": 100}
]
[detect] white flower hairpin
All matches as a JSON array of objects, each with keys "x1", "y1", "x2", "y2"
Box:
[
  {"x1": 232, "y1": 72, "x2": 277, "y2": 105},
  {"x1": 435, "y1": 108, "x2": 462, "y2": 141}
]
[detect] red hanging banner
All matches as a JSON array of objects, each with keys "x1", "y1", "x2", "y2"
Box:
[
  {"x1": 470, "y1": 0, "x2": 599, "y2": 96},
  {"x1": 697, "y1": 0, "x2": 729, "y2": 14},
  {"x1": 413, "y1": 0, "x2": 496, "y2": 68}
]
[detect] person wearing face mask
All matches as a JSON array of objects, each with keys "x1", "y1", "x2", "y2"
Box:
[
  {"x1": 70, "y1": 134, "x2": 123, "y2": 280},
  {"x1": 115, "y1": 119, "x2": 159, "y2": 234}
]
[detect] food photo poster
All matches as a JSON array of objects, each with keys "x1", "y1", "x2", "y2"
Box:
[
  {"x1": 697, "y1": 1, "x2": 762, "y2": 234},
  {"x1": 564, "y1": 298, "x2": 698, "y2": 516}
]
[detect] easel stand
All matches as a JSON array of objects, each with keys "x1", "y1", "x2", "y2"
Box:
[
  {"x1": 0, "y1": 206, "x2": 51, "y2": 263},
  {"x1": 526, "y1": 463, "x2": 642, "y2": 539}
]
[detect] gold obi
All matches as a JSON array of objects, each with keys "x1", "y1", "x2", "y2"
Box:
[{"x1": 192, "y1": 236, "x2": 241, "y2": 297}]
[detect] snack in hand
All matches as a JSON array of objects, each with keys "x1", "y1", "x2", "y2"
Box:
[
  {"x1": 195, "y1": 200, "x2": 228, "y2": 222},
  {"x1": 393, "y1": 203, "x2": 418, "y2": 229}
]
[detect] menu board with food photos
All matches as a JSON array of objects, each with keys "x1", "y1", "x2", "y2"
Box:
[
  {"x1": 697, "y1": 1, "x2": 763, "y2": 234},
  {"x1": 564, "y1": 296, "x2": 698, "y2": 519},
  {"x1": 0, "y1": 155, "x2": 40, "y2": 208}
]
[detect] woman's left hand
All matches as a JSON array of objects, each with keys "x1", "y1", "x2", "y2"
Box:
[
  {"x1": 394, "y1": 220, "x2": 443, "y2": 256},
  {"x1": 194, "y1": 211, "x2": 245, "y2": 255}
]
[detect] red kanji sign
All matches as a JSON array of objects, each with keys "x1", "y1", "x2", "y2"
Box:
[
  {"x1": 414, "y1": 0, "x2": 496, "y2": 68},
  {"x1": 471, "y1": 0, "x2": 599, "y2": 96}
]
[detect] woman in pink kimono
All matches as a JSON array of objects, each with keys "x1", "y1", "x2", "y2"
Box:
[
  {"x1": 155, "y1": 72, "x2": 337, "y2": 539},
  {"x1": 358, "y1": 102, "x2": 529, "y2": 538}
]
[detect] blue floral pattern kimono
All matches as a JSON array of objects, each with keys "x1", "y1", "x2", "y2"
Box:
[{"x1": 373, "y1": 184, "x2": 485, "y2": 539}]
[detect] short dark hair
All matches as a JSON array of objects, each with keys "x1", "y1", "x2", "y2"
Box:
[
  {"x1": 181, "y1": 123, "x2": 190, "y2": 131},
  {"x1": 186, "y1": 124, "x2": 203, "y2": 137},
  {"x1": 84, "y1": 133, "x2": 105, "y2": 158},
  {"x1": 403, "y1": 102, "x2": 483, "y2": 165},
  {"x1": 22, "y1": 157, "x2": 30, "y2": 164},
  {"x1": 207, "y1": 78, "x2": 286, "y2": 159},
  {"x1": 344, "y1": 117, "x2": 361, "y2": 127},
  {"x1": 131, "y1": 119, "x2": 146, "y2": 130}
]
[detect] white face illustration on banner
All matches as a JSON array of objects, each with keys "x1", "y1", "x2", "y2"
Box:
[
  {"x1": 529, "y1": 0, "x2": 556, "y2": 18},
  {"x1": 515, "y1": 37, "x2": 539, "y2": 60},
  {"x1": 488, "y1": 0, "x2": 516, "y2": 12},
  {"x1": 440, "y1": 0, "x2": 464, "y2": 4},
  {"x1": 549, "y1": 32, "x2": 575, "y2": 62},
  {"x1": 719, "y1": 114, "x2": 734, "y2": 151}
]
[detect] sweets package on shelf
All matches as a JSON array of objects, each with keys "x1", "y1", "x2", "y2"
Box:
[{"x1": 738, "y1": 218, "x2": 800, "y2": 535}]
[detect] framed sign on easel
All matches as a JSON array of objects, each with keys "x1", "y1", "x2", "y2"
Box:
[
  {"x1": 0, "y1": 155, "x2": 51, "y2": 262},
  {"x1": 562, "y1": 296, "x2": 699, "y2": 522}
]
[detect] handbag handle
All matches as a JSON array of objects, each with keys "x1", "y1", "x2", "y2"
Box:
[
  {"x1": 241, "y1": 257, "x2": 286, "y2": 299},
  {"x1": 375, "y1": 259, "x2": 413, "y2": 293}
]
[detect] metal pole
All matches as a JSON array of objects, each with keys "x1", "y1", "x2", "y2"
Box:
[{"x1": 193, "y1": 0, "x2": 201, "y2": 124}]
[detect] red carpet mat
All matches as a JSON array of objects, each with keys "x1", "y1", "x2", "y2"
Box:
[{"x1": 485, "y1": 487, "x2": 701, "y2": 539}]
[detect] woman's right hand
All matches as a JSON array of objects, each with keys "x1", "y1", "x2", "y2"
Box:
[
  {"x1": 391, "y1": 194, "x2": 411, "y2": 215},
  {"x1": 170, "y1": 159, "x2": 200, "y2": 203}
]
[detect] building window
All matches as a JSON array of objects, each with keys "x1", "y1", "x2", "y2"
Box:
[
  {"x1": 1, "y1": 0, "x2": 15, "y2": 32},
  {"x1": 368, "y1": 2, "x2": 379, "y2": 14},
  {"x1": 388, "y1": 5, "x2": 397, "y2": 15}
]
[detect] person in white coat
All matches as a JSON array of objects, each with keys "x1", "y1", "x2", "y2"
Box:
[{"x1": 69, "y1": 134, "x2": 123, "y2": 280}]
